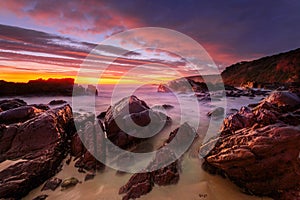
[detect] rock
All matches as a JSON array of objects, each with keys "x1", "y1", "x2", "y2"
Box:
[
  {"x1": 48, "y1": 100, "x2": 67, "y2": 105},
  {"x1": 61, "y1": 177, "x2": 79, "y2": 189},
  {"x1": 96, "y1": 111, "x2": 106, "y2": 119},
  {"x1": 157, "y1": 84, "x2": 171, "y2": 93},
  {"x1": 32, "y1": 194, "x2": 48, "y2": 200},
  {"x1": 207, "y1": 107, "x2": 224, "y2": 117},
  {"x1": 84, "y1": 173, "x2": 95, "y2": 181},
  {"x1": 29, "y1": 104, "x2": 50, "y2": 110},
  {"x1": 0, "y1": 106, "x2": 43, "y2": 124},
  {"x1": 264, "y1": 91, "x2": 300, "y2": 107},
  {"x1": 201, "y1": 91, "x2": 300, "y2": 199},
  {"x1": 41, "y1": 177, "x2": 62, "y2": 191},
  {"x1": 162, "y1": 104, "x2": 174, "y2": 109},
  {"x1": 0, "y1": 105, "x2": 73, "y2": 199},
  {"x1": 119, "y1": 123, "x2": 196, "y2": 200},
  {"x1": 119, "y1": 173, "x2": 153, "y2": 200},
  {"x1": 0, "y1": 99, "x2": 27, "y2": 111},
  {"x1": 104, "y1": 95, "x2": 170, "y2": 149},
  {"x1": 73, "y1": 121, "x2": 105, "y2": 172}
]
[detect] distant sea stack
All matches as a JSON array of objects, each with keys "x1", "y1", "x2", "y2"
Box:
[
  {"x1": 221, "y1": 48, "x2": 300, "y2": 88},
  {"x1": 0, "y1": 78, "x2": 99, "y2": 96}
]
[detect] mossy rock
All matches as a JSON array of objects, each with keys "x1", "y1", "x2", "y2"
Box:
[{"x1": 61, "y1": 177, "x2": 79, "y2": 190}]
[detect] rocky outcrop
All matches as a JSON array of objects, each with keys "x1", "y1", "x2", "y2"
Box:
[
  {"x1": 0, "y1": 103, "x2": 74, "y2": 199},
  {"x1": 119, "y1": 123, "x2": 197, "y2": 200},
  {"x1": 104, "y1": 95, "x2": 171, "y2": 149},
  {"x1": 221, "y1": 48, "x2": 300, "y2": 86},
  {"x1": 200, "y1": 91, "x2": 300, "y2": 199}
]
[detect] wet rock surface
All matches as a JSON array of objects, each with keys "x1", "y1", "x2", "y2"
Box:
[
  {"x1": 0, "y1": 101, "x2": 74, "y2": 199},
  {"x1": 200, "y1": 91, "x2": 300, "y2": 200},
  {"x1": 104, "y1": 95, "x2": 171, "y2": 149},
  {"x1": 119, "y1": 123, "x2": 197, "y2": 200}
]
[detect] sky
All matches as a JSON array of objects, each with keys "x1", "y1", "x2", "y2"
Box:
[{"x1": 0, "y1": 0, "x2": 299, "y2": 84}]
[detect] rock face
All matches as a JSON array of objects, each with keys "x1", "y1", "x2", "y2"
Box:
[
  {"x1": 200, "y1": 91, "x2": 300, "y2": 199},
  {"x1": 104, "y1": 95, "x2": 170, "y2": 149},
  {"x1": 221, "y1": 48, "x2": 300, "y2": 86},
  {"x1": 0, "y1": 106, "x2": 43, "y2": 124},
  {"x1": 119, "y1": 123, "x2": 197, "y2": 200},
  {"x1": 0, "y1": 103, "x2": 74, "y2": 199}
]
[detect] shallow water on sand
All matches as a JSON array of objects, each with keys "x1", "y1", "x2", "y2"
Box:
[{"x1": 1, "y1": 85, "x2": 272, "y2": 200}]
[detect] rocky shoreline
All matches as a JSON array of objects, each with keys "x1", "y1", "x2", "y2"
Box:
[{"x1": 0, "y1": 89, "x2": 299, "y2": 200}]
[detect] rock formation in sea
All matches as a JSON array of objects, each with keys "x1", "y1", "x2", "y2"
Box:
[
  {"x1": 103, "y1": 95, "x2": 171, "y2": 149},
  {"x1": 200, "y1": 91, "x2": 300, "y2": 200},
  {"x1": 119, "y1": 123, "x2": 197, "y2": 200},
  {"x1": 0, "y1": 78, "x2": 99, "y2": 96}
]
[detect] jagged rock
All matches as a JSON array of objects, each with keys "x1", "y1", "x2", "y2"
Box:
[
  {"x1": 73, "y1": 121, "x2": 105, "y2": 171},
  {"x1": 0, "y1": 106, "x2": 43, "y2": 124},
  {"x1": 41, "y1": 177, "x2": 62, "y2": 191},
  {"x1": 61, "y1": 177, "x2": 79, "y2": 189},
  {"x1": 104, "y1": 95, "x2": 170, "y2": 149},
  {"x1": 48, "y1": 100, "x2": 67, "y2": 105},
  {"x1": 201, "y1": 91, "x2": 300, "y2": 200},
  {"x1": 0, "y1": 105, "x2": 73, "y2": 199},
  {"x1": 119, "y1": 123, "x2": 196, "y2": 200}
]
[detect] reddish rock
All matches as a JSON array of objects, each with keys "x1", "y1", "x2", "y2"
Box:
[
  {"x1": 0, "y1": 105, "x2": 73, "y2": 199},
  {"x1": 104, "y1": 95, "x2": 170, "y2": 149},
  {"x1": 201, "y1": 91, "x2": 300, "y2": 200},
  {"x1": 119, "y1": 123, "x2": 196, "y2": 200}
]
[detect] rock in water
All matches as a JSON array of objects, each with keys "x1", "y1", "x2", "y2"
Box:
[
  {"x1": 0, "y1": 104, "x2": 73, "y2": 199},
  {"x1": 207, "y1": 107, "x2": 225, "y2": 117},
  {"x1": 200, "y1": 91, "x2": 300, "y2": 199},
  {"x1": 104, "y1": 95, "x2": 170, "y2": 149},
  {"x1": 61, "y1": 177, "x2": 79, "y2": 189},
  {"x1": 48, "y1": 99, "x2": 67, "y2": 105},
  {"x1": 119, "y1": 123, "x2": 197, "y2": 200}
]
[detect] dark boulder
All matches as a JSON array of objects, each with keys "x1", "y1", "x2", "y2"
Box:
[
  {"x1": 48, "y1": 100, "x2": 67, "y2": 105},
  {"x1": 0, "y1": 105, "x2": 73, "y2": 199},
  {"x1": 104, "y1": 95, "x2": 170, "y2": 149}
]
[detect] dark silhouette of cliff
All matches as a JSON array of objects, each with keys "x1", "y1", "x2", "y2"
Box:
[{"x1": 0, "y1": 78, "x2": 98, "y2": 96}]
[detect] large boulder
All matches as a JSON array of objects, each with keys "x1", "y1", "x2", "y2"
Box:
[
  {"x1": 200, "y1": 91, "x2": 300, "y2": 199},
  {"x1": 104, "y1": 95, "x2": 170, "y2": 149},
  {"x1": 0, "y1": 104, "x2": 73, "y2": 199}
]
